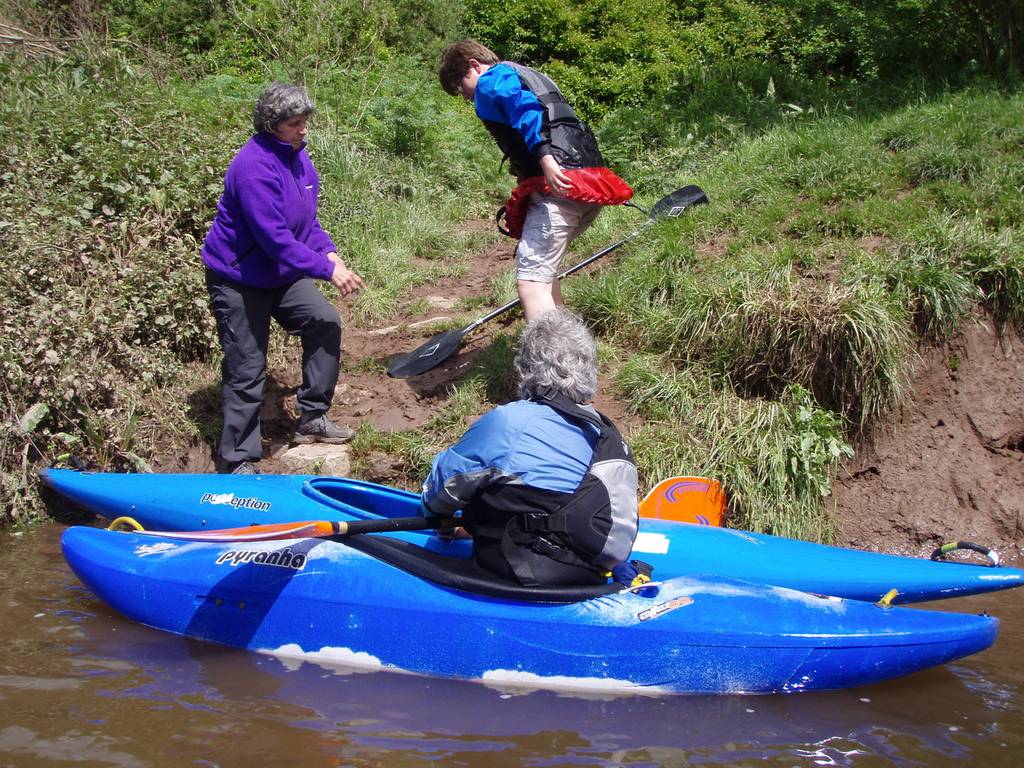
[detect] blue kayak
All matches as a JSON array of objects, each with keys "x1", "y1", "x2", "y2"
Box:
[
  {"x1": 42, "y1": 469, "x2": 1024, "y2": 604},
  {"x1": 61, "y1": 525, "x2": 998, "y2": 695}
]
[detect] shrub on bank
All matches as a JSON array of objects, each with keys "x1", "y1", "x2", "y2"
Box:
[{"x1": 465, "y1": 0, "x2": 1020, "y2": 121}]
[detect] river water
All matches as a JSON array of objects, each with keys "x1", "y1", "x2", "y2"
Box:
[{"x1": 1, "y1": 523, "x2": 1022, "y2": 767}]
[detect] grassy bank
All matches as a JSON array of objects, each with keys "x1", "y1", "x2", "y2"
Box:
[
  {"x1": 2, "y1": 12, "x2": 1022, "y2": 540},
  {"x1": 572, "y1": 88, "x2": 1024, "y2": 537}
]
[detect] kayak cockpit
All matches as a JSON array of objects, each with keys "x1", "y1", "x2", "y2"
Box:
[
  {"x1": 344, "y1": 535, "x2": 623, "y2": 603},
  {"x1": 302, "y1": 476, "x2": 421, "y2": 521}
]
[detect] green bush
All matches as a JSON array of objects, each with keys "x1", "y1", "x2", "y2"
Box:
[
  {"x1": 464, "y1": 0, "x2": 1016, "y2": 122},
  {"x1": 0, "y1": 50, "x2": 234, "y2": 511},
  {"x1": 4, "y1": 0, "x2": 463, "y2": 73}
]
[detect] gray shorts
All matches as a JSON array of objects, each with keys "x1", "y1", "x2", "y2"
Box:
[{"x1": 515, "y1": 194, "x2": 602, "y2": 283}]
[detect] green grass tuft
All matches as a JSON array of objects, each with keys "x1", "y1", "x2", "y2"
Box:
[{"x1": 618, "y1": 356, "x2": 851, "y2": 541}]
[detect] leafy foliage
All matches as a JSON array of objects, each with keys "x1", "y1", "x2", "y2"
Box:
[
  {"x1": 464, "y1": 0, "x2": 1017, "y2": 120},
  {"x1": 3, "y1": 0, "x2": 464, "y2": 72}
]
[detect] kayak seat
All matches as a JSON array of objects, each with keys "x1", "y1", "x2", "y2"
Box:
[{"x1": 344, "y1": 535, "x2": 622, "y2": 604}]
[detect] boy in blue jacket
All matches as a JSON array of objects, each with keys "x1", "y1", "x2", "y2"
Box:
[{"x1": 439, "y1": 39, "x2": 632, "y2": 321}]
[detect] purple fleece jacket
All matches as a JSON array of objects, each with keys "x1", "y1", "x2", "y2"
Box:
[{"x1": 201, "y1": 133, "x2": 337, "y2": 289}]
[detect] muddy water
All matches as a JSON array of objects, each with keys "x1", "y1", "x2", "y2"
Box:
[{"x1": 2, "y1": 523, "x2": 1023, "y2": 768}]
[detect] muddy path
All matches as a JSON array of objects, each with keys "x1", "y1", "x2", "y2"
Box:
[{"x1": 161, "y1": 223, "x2": 637, "y2": 479}]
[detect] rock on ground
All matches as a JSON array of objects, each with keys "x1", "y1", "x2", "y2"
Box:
[{"x1": 276, "y1": 444, "x2": 352, "y2": 476}]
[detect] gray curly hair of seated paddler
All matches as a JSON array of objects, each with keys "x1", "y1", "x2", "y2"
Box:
[
  {"x1": 515, "y1": 310, "x2": 598, "y2": 404},
  {"x1": 252, "y1": 81, "x2": 315, "y2": 134}
]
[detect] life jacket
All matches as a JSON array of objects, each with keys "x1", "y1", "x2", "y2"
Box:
[
  {"x1": 496, "y1": 169, "x2": 633, "y2": 239},
  {"x1": 464, "y1": 391, "x2": 639, "y2": 587},
  {"x1": 481, "y1": 62, "x2": 605, "y2": 181}
]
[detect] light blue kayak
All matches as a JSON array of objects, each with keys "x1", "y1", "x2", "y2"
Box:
[
  {"x1": 61, "y1": 524, "x2": 999, "y2": 695},
  {"x1": 42, "y1": 469, "x2": 1024, "y2": 604}
]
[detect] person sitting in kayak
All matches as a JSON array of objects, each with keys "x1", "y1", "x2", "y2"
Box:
[{"x1": 421, "y1": 310, "x2": 643, "y2": 587}]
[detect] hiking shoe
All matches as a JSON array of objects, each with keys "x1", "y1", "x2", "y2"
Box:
[
  {"x1": 293, "y1": 414, "x2": 355, "y2": 445},
  {"x1": 227, "y1": 461, "x2": 259, "y2": 475}
]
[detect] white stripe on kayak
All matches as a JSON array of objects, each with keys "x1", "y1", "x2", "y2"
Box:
[
  {"x1": 136, "y1": 523, "x2": 318, "y2": 542},
  {"x1": 631, "y1": 532, "x2": 670, "y2": 554},
  {"x1": 481, "y1": 669, "x2": 670, "y2": 696}
]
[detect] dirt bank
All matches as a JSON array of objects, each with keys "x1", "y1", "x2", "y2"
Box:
[{"x1": 831, "y1": 318, "x2": 1024, "y2": 559}]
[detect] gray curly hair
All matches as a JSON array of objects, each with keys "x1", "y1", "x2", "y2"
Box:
[
  {"x1": 252, "y1": 82, "x2": 315, "y2": 134},
  {"x1": 515, "y1": 310, "x2": 598, "y2": 404}
]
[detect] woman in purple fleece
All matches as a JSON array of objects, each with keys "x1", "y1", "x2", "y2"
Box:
[{"x1": 202, "y1": 82, "x2": 364, "y2": 474}]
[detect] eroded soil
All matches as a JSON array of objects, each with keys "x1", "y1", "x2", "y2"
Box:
[{"x1": 832, "y1": 318, "x2": 1024, "y2": 558}]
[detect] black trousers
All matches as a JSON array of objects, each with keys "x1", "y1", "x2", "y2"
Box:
[{"x1": 206, "y1": 269, "x2": 342, "y2": 465}]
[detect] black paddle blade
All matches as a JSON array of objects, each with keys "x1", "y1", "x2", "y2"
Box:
[
  {"x1": 649, "y1": 184, "x2": 708, "y2": 220},
  {"x1": 387, "y1": 326, "x2": 468, "y2": 378}
]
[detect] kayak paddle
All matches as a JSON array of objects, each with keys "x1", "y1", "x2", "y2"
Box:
[
  {"x1": 119, "y1": 515, "x2": 452, "y2": 543},
  {"x1": 386, "y1": 184, "x2": 709, "y2": 378}
]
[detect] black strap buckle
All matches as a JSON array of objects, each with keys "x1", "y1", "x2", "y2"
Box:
[{"x1": 520, "y1": 513, "x2": 550, "y2": 533}]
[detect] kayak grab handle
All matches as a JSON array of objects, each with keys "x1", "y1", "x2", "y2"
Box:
[
  {"x1": 107, "y1": 516, "x2": 144, "y2": 532},
  {"x1": 929, "y1": 541, "x2": 1000, "y2": 567}
]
